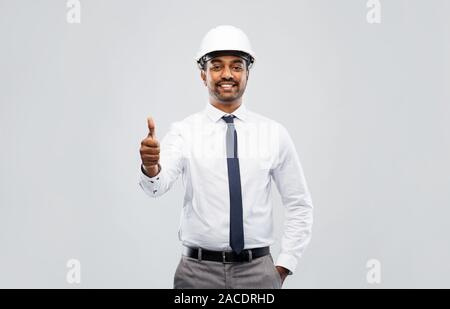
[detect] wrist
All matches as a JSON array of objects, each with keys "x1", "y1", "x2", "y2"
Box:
[
  {"x1": 142, "y1": 163, "x2": 161, "y2": 178},
  {"x1": 276, "y1": 266, "x2": 290, "y2": 277}
]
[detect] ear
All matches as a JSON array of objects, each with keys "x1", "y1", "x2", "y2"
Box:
[{"x1": 200, "y1": 70, "x2": 207, "y2": 86}]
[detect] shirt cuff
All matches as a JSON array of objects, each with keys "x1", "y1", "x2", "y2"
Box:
[
  {"x1": 139, "y1": 164, "x2": 162, "y2": 196},
  {"x1": 275, "y1": 253, "x2": 297, "y2": 275}
]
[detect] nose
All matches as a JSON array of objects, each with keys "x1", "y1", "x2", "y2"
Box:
[{"x1": 221, "y1": 65, "x2": 233, "y2": 79}]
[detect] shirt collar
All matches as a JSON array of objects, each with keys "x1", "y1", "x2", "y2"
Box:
[{"x1": 205, "y1": 102, "x2": 248, "y2": 123}]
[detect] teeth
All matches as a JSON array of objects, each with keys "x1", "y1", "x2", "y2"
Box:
[{"x1": 220, "y1": 84, "x2": 234, "y2": 88}]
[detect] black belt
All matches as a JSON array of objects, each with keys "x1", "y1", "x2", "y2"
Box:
[{"x1": 183, "y1": 246, "x2": 270, "y2": 263}]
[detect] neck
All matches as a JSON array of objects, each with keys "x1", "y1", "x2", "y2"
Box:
[{"x1": 210, "y1": 98, "x2": 242, "y2": 114}]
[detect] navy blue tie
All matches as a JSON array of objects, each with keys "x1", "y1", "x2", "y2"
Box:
[{"x1": 222, "y1": 115, "x2": 244, "y2": 254}]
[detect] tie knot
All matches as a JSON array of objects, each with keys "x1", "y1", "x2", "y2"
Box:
[{"x1": 222, "y1": 115, "x2": 235, "y2": 124}]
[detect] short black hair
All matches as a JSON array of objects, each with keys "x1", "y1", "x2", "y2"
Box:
[{"x1": 197, "y1": 50, "x2": 254, "y2": 71}]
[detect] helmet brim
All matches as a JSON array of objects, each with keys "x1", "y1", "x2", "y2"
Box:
[{"x1": 197, "y1": 50, "x2": 255, "y2": 70}]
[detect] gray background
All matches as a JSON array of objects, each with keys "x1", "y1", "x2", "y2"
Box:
[{"x1": 1, "y1": 0, "x2": 449, "y2": 288}]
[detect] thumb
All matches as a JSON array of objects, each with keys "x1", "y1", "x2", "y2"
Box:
[{"x1": 147, "y1": 116, "x2": 156, "y2": 138}]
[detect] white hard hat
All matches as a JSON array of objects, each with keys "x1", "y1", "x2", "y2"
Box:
[{"x1": 196, "y1": 25, "x2": 255, "y2": 69}]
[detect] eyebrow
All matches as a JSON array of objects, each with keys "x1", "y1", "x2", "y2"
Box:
[{"x1": 210, "y1": 59, "x2": 245, "y2": 64}]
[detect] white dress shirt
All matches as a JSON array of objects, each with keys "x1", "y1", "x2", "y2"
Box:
[{"x1": 139, "y1": 103, "x2": 313, "y2": 273}]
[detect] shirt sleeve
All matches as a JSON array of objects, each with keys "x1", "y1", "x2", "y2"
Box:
[
  {"x1": 139, "y1": 122, "x2": 185, "y2": 198},
  {"x1": 271, "y1": 124, "x2": 314, "y2": 274}
]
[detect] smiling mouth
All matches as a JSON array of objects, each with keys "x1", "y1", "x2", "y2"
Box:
[{"x1": 217, "y1": 83, "x2": 236, "y2": 90}]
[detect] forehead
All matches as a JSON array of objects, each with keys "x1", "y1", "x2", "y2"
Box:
[{"x1": 209, "y1": 55, "x2": 245, "y2": 64}]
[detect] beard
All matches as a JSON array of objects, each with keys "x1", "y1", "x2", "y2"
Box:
[{"x1": 210, "y1": 84, "x2": 246, "y2": 103}]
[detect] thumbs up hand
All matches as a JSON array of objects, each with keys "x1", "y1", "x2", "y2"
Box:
[{"x1": 140, "y1": 117, "x2": 160, "y2": 177}]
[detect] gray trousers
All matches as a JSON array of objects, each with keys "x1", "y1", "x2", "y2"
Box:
[{"x1": 173, "y1": 253, "x2": 282, "y2": 289}]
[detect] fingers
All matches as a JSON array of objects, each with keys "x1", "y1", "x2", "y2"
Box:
[
  {"x1": 147, "y1": 117, "x2": 156, "y2": 138},
  {"x1": 140, "y1": 145, "x2": 160, "y2": 166},
  {"x1": 141, "y1": 137, "x2": 159, "y2": 148},
  {"x1": 141, "y1": 154, "x2": 160, "y2": 161},
  {"x1": 141, "y1": 154, "x2": 159, "y2": 166},
  {"x1": 142, "y1": 159, "x2": 159, "y2": 167},
  {"x1": 141, "y1": 117, "x2": 160, "y2": 169},
  {"x1": 140, "y1": 144, "x2": 160, "y2": 154}
]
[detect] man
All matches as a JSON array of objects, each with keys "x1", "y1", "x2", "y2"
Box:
[{"x1": 139, "y1": 25, "x2": 313, "y2": 289}]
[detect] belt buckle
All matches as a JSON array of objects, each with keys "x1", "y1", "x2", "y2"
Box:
[
  {"x1": 222, "y1": 250, "x2": 252, "y2": 263},
  {"x1": 222, "y1": 251, "x2": 233, "y2": 264}
]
